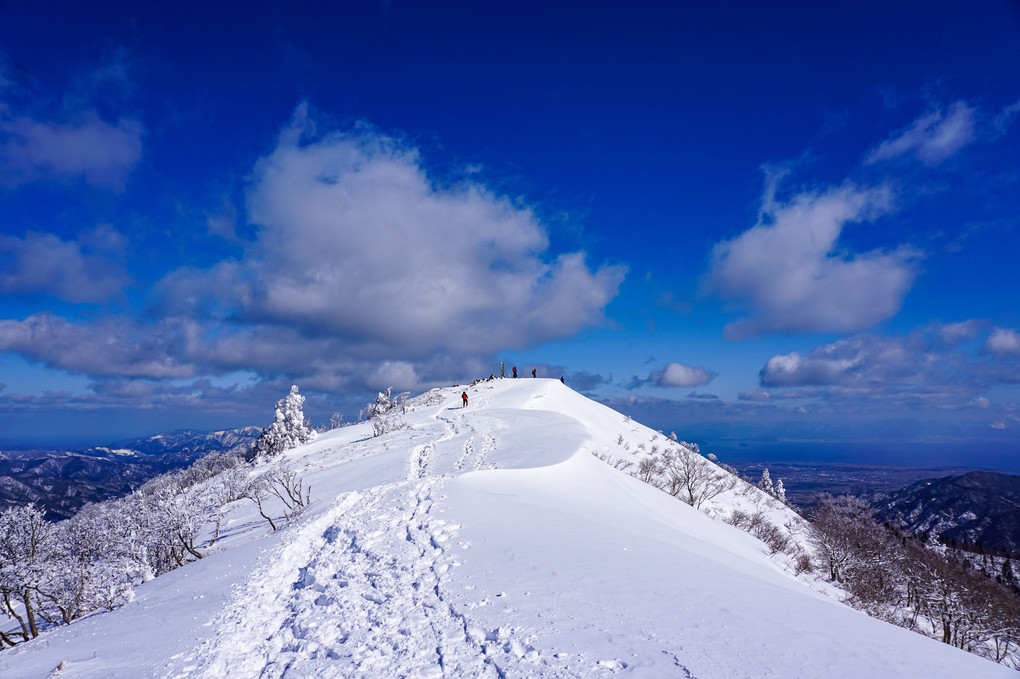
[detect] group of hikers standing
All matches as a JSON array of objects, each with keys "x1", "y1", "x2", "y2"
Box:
[{"x1": 462, "y1": 367, "x2": 564, "y2": 407}]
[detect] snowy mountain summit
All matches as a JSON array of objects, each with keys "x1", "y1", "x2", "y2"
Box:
[{"x1": 1, "y1": 379, "x2": 1012, "y2": 678}]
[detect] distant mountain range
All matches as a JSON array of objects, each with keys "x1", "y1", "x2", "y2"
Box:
[
  {"x1": 871, "y1": 471, "x2": 1020, "y2": 554},
  {"x1": 0, "y1": 427, "x2": 262, "y2": 520}
]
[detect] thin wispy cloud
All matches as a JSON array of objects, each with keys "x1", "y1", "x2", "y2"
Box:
[
  {"x1": 0, "y1": 111, "x2": 143, "y2": 189},
  {"x1": 993, "y1": 98, "x2": 1020, "y2": 136},
  {"x1": 864, "y1": 101, "x2": 976, "y2": 166},
  {"x1": 0, "y1": 55, "x2": 143, "y2": 189}
]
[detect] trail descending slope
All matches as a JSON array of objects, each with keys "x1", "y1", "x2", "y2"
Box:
[{"x1": 0, "y1": 379, "x2": 1014, "y2": 678}]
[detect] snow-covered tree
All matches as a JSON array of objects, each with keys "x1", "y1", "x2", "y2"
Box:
[
  {"x1": 758, "y1": 468, "x2": 775, "y2": 496},
  {"x1": 774, "y1": 478, "x2": 787, "y2": 504},
  {"x1": 0, "y1": 504, "x2": 53, "y2": 643},
  {"x1": 248, "y1": 385, "x2": 318, "y2": 460}
]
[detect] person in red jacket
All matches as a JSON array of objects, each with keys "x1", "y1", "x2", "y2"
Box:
[
  {"x1": 462, "y1": 391, "x2": 468, "y2": 408},
  {"x1": 512, "y1": 366, "x2": 517, "y2": 378},
  {"x1": 532, "y1": 368, "x2": 537, "y2": 378}
]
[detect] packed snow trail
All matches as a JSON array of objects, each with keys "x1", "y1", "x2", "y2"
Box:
[
  {"x1": 169, "y1": 480, "x2": 503, "y2": 679},
  {"x1": 167, "y1": 386, "x2": 522, "y2": 679}
]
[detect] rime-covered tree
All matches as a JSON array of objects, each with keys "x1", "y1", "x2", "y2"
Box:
[
  {"x1": 0, "y1": 505, "x2": 53, "y2": 643},
  {"x1": 248, "y1": 385, "x2": 318, "y2": 460},
  {"x1": 774, "y1": 478, "x2": 787, "y2": 504},
  {"x1": 758, "y1": 468, "x2": 775, "y2": 496}
]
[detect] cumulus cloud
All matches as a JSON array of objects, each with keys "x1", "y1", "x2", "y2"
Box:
[
  {"x1": 0, "y1": 312, "x2": 491, "y2": 394},
  {"x1": 705, "y1": 180, "x2": 921, "y2": 339},
  {"x1": 629, "y1": 362, "x2": 716, "y2": 389},
  {"x1": 654, "y1": 362, "x2": 716, "y2": 387},
  {"x1": 759, "y1": 335, "x2": 928, "y2": 388},
  {"x1": 0, "y1": 111, "x2": 143, "y2": 189},
  {"x1": 158, "y1": 107, "x2": 625, "y2": 361},
  {"x1": 0, "y1": 314, "x2": 198, "y2": 379},
  {"x1": 0, "y1": 107, "x2": 624, "y2": 395},
  {"x1": 986, "y1": 328, "x2": 1020, "y2": 357},
  {"x1": 759, "y1": 324, "x2": 1020, "y2": 404},
  {"x1": 0, "y1": 226, "x2": 129, "y2": 302},
  {"x1": 865, "y1": 101, "x2": 976, "y2": 166}
]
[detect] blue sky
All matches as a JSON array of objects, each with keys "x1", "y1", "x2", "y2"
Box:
[{"x1": 1, "y1": 1, "x2": 1019, "y2": 466}]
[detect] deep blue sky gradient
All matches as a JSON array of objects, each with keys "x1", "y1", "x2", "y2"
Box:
[{"x1": 1, "y1": 1, "x2": 1019, "y2": 466}]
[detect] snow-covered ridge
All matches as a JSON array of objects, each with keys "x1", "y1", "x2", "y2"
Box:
[{"x1": 1, "y1": 379, "x2": 1013, "y2": 678}]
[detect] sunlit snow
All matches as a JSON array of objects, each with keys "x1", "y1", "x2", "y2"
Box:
[{"x1": 1, "y1": 379, "x2": 1012, "y2": 678}]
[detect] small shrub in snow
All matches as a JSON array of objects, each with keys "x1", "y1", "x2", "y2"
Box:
[
  {"x1": 244, "y1": 464, "x2": 312, "y2": 532},
  {"x1": 726, "y1": 510, "x2": 789, "y2": 555},
  {"x1": 794, "y1": 552, "x2": 814, "y2": 576},
  {"x1": 372, "y1": 413, "x2": 408, "y2": 437},
  {"x1": 592, "y1": 450, "x2": 634, "y2": 471}
]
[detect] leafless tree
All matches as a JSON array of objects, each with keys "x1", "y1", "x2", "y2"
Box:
[{"x1": 661, "y1": 447, "x2": 734, "y2": 509}]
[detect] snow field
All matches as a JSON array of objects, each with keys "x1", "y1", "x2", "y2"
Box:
[{"x1": 1, "y1": 378, "x2": 1015, "y2": 678}]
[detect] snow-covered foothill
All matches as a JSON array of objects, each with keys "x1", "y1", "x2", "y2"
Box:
[{"x1": 0, "y1": 379, "x2": 1013, "y2": 678}]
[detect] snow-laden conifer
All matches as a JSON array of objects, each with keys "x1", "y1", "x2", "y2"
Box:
[{"x1": 248, "y1": 385, "x2": 317, "y2": 460}]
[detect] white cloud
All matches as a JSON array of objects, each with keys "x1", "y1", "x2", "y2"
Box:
[
  {"x1": 937, "y1": 320, "x2": 984, "y2": 346},
  {"x1": 705, "y1": 181, "x2": 921, "y2": 339},
  {"x1": 0, "y1": 111, "x2": 143, "y2": 189},
  {"x1": 160, "y1": 107, "x2": 625, "y2": 359},
  {"x1": 0, "y1": 226, "x2": 130, "y2": 302},
  {"x1": 652, "y1": 362, "x2": 716, "y2": 388},
  {"x1": 760, "y1": 333, "x2": 943, "y2": 389},
  {"x1": 0, "y1": 314, "x2": 197, "y2": 379},
  {"x1": 759, "y1": 326, "x2": 1020, "y2": 407},
  {"x1": 865, "y1": 101, "x2": 976, "y2": 166},
  {"x1": 986, "y1": 328, "x2": 1020, "y2": 357}
]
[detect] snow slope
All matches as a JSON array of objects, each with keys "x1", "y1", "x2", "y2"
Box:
[{"x1": 1, "y1": 379, "x2": 1014, "y2": 678}]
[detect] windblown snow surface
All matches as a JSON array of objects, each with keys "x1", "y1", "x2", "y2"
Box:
[{"x1": 1, "y1": 379, "x2": 1014, "y2": 678}]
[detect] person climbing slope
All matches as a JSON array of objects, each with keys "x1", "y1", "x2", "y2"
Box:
[
  {"x1": 462, "y1": 391, "x2": 468, "y2": 408},
  {"x1": 532, "y1": 368, "x2": 537, "y2": 378}
]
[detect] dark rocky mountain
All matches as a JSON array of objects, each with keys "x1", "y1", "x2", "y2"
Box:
[
  {"x1": 0, "y1": 426, "x2": 261, "y2": 520},
  {"x1": 871, "y1": 471, "x2": 1020, "y2": 554}
]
